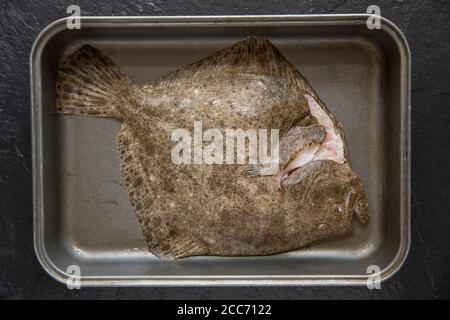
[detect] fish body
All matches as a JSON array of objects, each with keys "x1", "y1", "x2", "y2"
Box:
[{"x1": 57, "y1": 37, "x2": 369, "y2": 258}]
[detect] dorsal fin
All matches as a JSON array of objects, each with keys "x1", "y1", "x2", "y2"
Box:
[
  {"x1": 153, "y1": 36, "x2": 307, "y2": 88},
  {"x1": 211, "y1": 36, "x2": 286, "y2": 67}
]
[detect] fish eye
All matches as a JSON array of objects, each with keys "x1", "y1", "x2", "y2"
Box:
[{"x1": 335, "y1": 206, "x2": 343, "y2": 214}]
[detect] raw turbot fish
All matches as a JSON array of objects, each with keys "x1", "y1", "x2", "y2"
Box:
[{"x1": 56, "y1": 36, "x2": 369, "y2": 259}]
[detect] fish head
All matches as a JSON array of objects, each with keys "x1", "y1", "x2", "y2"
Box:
[{"x1": 283, "y1": 161, "x2": 369, "y2": 234}]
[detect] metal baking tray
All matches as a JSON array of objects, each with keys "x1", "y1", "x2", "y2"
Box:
[{"x1": 31, "y1": 15, "x2": 410, "y2": 286}]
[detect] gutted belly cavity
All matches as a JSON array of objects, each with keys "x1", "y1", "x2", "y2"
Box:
[
  {"x1": 275, "y1": 94, "x2": 346, "y2": 188},
  {"x1": 304, "y1": 93, "x2": 345, "y2": 164}
]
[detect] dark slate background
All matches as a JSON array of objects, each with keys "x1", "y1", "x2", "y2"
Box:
[{"x1": 1, "y1": 0, "x2": 449, "y2": 299}]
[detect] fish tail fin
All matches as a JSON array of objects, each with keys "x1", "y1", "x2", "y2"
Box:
[{"x1": 56, "y1": 44, "x2": 132, "y2": 118}]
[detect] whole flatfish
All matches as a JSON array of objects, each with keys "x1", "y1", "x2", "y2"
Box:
[{"x1": 57, "y1": 36, "x2": 369, "y2": 259}]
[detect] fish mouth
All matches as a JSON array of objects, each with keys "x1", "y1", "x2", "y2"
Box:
[
  {"x1": 352, "y1": 196, "x2": 369, "y2": 224},
  {"x1": 349, "y1": 192, "x2": 369, "y2": 224}
]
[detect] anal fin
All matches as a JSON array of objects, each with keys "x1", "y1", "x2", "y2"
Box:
[
  {"x1": 116, "y1": 124, "x2": 155, "y2": 236},
  {"x1": 116, "y1": 124, "x2": 207, "y2": 259}
]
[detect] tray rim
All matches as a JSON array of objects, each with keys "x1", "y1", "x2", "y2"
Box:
[{"x1": 31, "y1": 14, "x2": 411, "y2": 287}]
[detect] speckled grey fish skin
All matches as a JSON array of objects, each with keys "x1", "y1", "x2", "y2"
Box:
[{"x1": 56, "y1": 36, "x2": 369, "y2": 259}]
